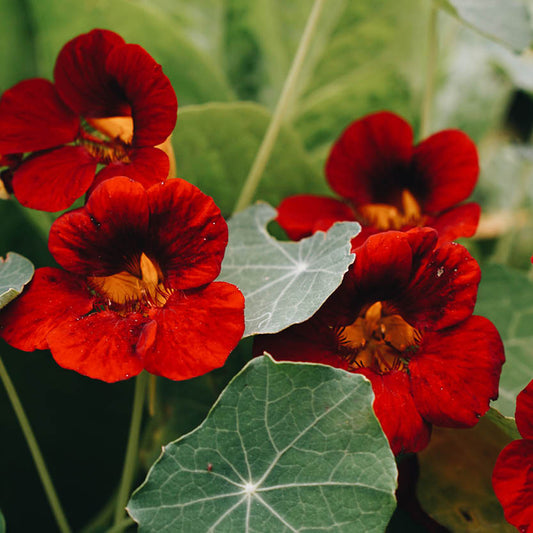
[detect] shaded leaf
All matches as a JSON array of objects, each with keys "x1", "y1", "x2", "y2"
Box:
[
  {"x1": 229, "y1": 0, "x2": 420, "y2": 162},
  {"x1": 25, "y1": 0, "x2": 233, "y2": 105},
  {"x1": 436, "y1": 0, "x2": 532, "y2": 51},
  {"x1": 0, "y1": 509, "x2": 4, "y2": 533},
  {"x1": 219, "y1": 203, "x2": 359, "y2": 336},
  {"x1": 418, "y1": 419, "x2": 514, "y2": 531},
  {"x1": 475, "y1": 264, "x2": 533, "y2": 417},
  {"x1": 0, "y1": 252, "x2": 34, "y2": 309},
  {"x1": 485, "y1": 408, "x2": 520, "y2": 441},
  {"x1": 128, "y1": 355, "x2": 397, "y2": 533},
  {"x1": 0, "y1": 0, "x2": 36, "y2": 89},
  {"x1": 173, "y1": 102, "x2": 328, "y2": 215}
]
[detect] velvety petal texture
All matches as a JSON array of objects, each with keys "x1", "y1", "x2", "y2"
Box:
[
  {"x1": 1, "y1": 176, "x2": 244, "y2": 382},
  {"x1": 277, "y1": 195, "x2": 356, "y2": 240},
  {"x1": 0, "y1": 79, "x2": 79, "y2": 153},
  {"x1": 12, "y1": 146, "x2": 97, "y2": 211},
  {"x1": 278, "y1": 111, "x2": 480, "y2": 245},
  {"x1": 255, "y1": 228, "x2": 504, "y2": 454}
]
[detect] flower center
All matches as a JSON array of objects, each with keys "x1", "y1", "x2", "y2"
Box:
[
  {"x1": 88, "y1": 253, "x2": 171, "y2": 309},
  {"x1": 357, "y1": 189, "x2": 425, "y2": 230},
  {"x1": 335, "y1": 301, "x2": 421, "y2": 374},
  {"x1": 79, "y1": 117, "x2": 134, "y2": 164}
]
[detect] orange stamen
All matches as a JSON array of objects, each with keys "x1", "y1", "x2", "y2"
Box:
[
  {"x1": 336, "y1": 301, "x2": 421, "y2": 374},
  {"x1": 89, "y1": 253, "x2": 171, "y2": 309},
  {"x1": 357, "y1": 189, "x2": 424, "y2": 230}
]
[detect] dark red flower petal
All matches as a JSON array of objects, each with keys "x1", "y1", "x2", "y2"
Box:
[
  {"x1": 409, "y1": 316, "x2": 504, "y2": 427},
  {"x1": 254, "y1": 320, "x2": 346, "y2": 369},
  {"x1": 350, "y1": 230, "x2": 426, "y2": 299},
  {"x1": 0, "y1": 79, "x2": 79, "y2": 153},
  {"x1": 147, "y1": 179, "x2": 228, "y2": 289},
  {"x1": 398, "y1": 236, "x2": 480, "y2": 331},
  {"x1": 138, "y1": 283, "x2": 245, "y2": 381},
  {"x1": 277, "y1": 195, "x2": 356, "y2": 240},
  {"x1": 0, "y1": 267, "x2": 93, "y2": 351},
  {"x1": 517, "y1": 380, "x2": 533, "y2": 439},
  {"x1": 413, "y1": 130, "x2": 479, "y2": 213},
  {"x1": 12, "y1": 146, "x2": 97, "y2": 211},
  {"x1": 359, "y1": 369, "x2": 432, "y2": 455},
  {"x1": 325, "y1": 111, "x2": 413, "y2": 205},
  {"x1": 54, "y1": 29, "x2": 129, "y2": 118},
  {"x1": 49, "y1": 177, "x2": 150, "y2": 276},
  {"x1": 87, "y1": 147, "x2": 169, "y2": 196},
  {"x1": 106, "y1": 43, "x2": 177, "y2": 146},
  {"x1": 47, "y1": 310, "x2": 146, "y2": 383},
  {"x1": 492, "y1": 439, "x2": 533, "y2": 532},
  {"x1": 427, "y1": 202, "x2": 481, "y2": 244}
]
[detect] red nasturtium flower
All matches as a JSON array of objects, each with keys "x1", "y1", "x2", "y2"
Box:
[
  {"x1": 0, "y1": 177, "x2": 245, "y2": 382},
  {"x1": 277, "y1": 111, "x2": 480, "y2": 246},
  {"x1": 493, "y1": 380, "x2": 533, "y2": 532},
  {"x1": 255, "y1": 228, "x2": 504, "y2": 454},
  {"x1": 0, "y1": 29, "x2": 177, "y2": 212}
]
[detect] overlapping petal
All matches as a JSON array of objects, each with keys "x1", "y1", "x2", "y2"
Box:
[
  {"x1": 147, "y1": 179, "x2": 228, "y2": 289},
  {"x1": 140, "y1": 283, "x2": 245, "y2": 380},
  {"x1": 409, "y1": 316, "x2": 504, "y2": 427},
  {"x1": 0, "y1": 268, "x2": 93, "y2": 351},
  {"x1": 49, "y1": 177, "x2": 150, "y2": 276},
  {"x1": 277, "y1": 195, "x2": 356, "y2": 240},
  {"x1": 326, "y1": 111, "x2": 413, "y2": 205},
  {"x1": 0, "y1": 79, "x2": 79, "y2": 153},
  {"x1": 54, "y1": 29, "x2": 128, "y2": 118},
  {"x1": 413, "y1": 130, "x2": 479, "y2": 212},
  {"x1": 47, "y1": 310, "x2": 147, "y2": 383},
  {"x1": 493, "y1": 380, "x2": 533, "y2": 532},
  {"x1": 12, "y1": 146, "x2": 97, "y2": 211}
]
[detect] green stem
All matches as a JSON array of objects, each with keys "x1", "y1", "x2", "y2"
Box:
[
  {"x1": 107, "y1": 517, "x2": 135, "y2": 533},
  {"x1": 233, "y1": 0, "x2": 326, "y2": 214},
  {"x1": 113, "y1": 372, "x2": 148, "y2": 525},
  {"x1": 420, "y1": 5, "x2": 438, "y2": 139},
  {"x1": 0, "y1": 356, "x2": 71, "y2": 533}
]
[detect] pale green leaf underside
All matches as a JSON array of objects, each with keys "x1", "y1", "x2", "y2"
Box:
[
  {"x1": 0, "y1": 252, "x2": 34, "y2": 310},
  {"x1": 437, "y1": 0, "x2": 532, "y2": 51},
  {"x1": 128, "y1": 355, "x2": 397, "y2": 533},
  {"x1": 218, "y1": 204, "x2": 359, "y2": 336},
  {"x1": 475, "y1": 264, "x2": 533, "y2": 417}
]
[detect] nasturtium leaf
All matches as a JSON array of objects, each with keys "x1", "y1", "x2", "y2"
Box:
[
  {"x1": 486, "y1": 408, "x2": 520, "y2": 441},
  {"x1": 0, "y1": 252, "x2": 34, "y2": 310},
  {"x1": 418, "y1": 420, "x2": 515, "y2": 532},
  {"x1": 475, "y1": 263, "x2": 533, "y2": 417},
  {"x1": 436, "y1": 0, "x2": 532, "y2": 52},
  {"x1": 0, "y1": 509, "x2": 5, "y2": 533},
  {"x1": 218, "y1": 203, "x2": 359, "y2": 336},
  {"x1": 128, "y1": 355, "x2": 398, "y2": 533},
  {"x1": 173, "y1": 102, "x2": 328, "y2": 215}
]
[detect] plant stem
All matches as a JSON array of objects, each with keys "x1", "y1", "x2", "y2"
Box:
[
  {"x1": 420, "y1": 5, "x2": 438, "y2": 139},
  {"x1": 148, "y1": 374, "x2": 157, "y2": 417},
  {"x1": 0, "y1": 356, "x2": 71, "y2": 533},
  {"x1": 232, "y1": 0, "x2": 326, "y2": 214},
  {"x1": 113, "y1": 371, "x2": 148, "y2": 525},
  {"x1": 107, "y1": 517, "x2": 135, "y2": 533}
]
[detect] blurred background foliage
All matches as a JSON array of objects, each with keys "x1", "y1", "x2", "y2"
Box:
[{"x1": 1, "y1": 0, "x2": 533, "y2": 531}]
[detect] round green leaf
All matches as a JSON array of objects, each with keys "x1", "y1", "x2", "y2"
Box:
[
  {"x1": 219, "y1": 204, "x2": 359, "y2": 336},
  {"x1": 0, "y1": 252, "x2": 34, "y2": 309},
  {"x1": 173, "y1": 102, "x2": 328, "y2": 215},
  {"x1": 128, "y1": 356, "x2": 397, "y2": 532},
  {"x1": 436, "y1": 0, "x2": 532, "y2": 52}
]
